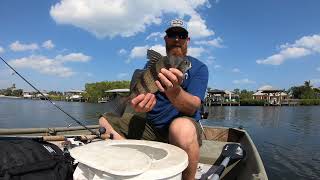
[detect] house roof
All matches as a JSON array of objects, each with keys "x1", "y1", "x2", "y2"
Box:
[
  {"x1": 105, "y1": 89, "x2": 130, "y2": 93},
  {"x1": 65, "y1": 90, "x2": 85, "y2": 93},
  {"x1": 253, "y1": 91, "x2": 265, "y2": 96},
  {"x1": 253, "y1": 90, "x2": 288, "y2": 96},
  {"x1": 207, "y1": 89, "x2": 225, "y2": 94}
]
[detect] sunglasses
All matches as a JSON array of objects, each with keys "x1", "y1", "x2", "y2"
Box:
[{"x1": 167, "y1": 33, "x2": 188, "y2": 40}]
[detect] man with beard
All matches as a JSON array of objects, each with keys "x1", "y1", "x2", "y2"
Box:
[{"x1": 99, "y1": 19, "x2": 209, "y2": 180}]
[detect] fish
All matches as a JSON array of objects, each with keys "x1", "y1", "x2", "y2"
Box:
[{"x1": 106, "y1": 49, "x2": 192, "y2": 117}]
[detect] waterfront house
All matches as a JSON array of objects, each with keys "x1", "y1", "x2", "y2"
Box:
[
  {"x1": 22, "y1": 91, "x2": 34, "y2": 99},
  {"x1": 205, "y1": 89, "x2": 239, "y2": 106},
  {"x1": 253, "y1": 86, "x2": 288, "y2": 105},
  {"x1": 99, "y1": 88, "x2": 130, "y2": 103},
  {"x1": 36, "y1": 91, "x2": 49, "y2": 100},
  {"x1": 65, "y1": 90, "x2": 85, "y2": 102}
]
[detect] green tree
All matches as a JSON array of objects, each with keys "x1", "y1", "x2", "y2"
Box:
[
  {"x1": 48, "y1": 91, "x2": 63, "y2": 96},
  {"x1": 12, "y1": 89, "x2": 23, "y2": 97},
  {"x1": 288, "y1": 80, "x2": 317, "y2": 99},
  {"x1": 3, "y1": 88, "x2": 12, "y2": 96},
  {"x1": 239, "y1": 89, "x2": 254, "y2": 99},
  {"x1": 233, "y1": 88, "x2": 240, "y2": 95},
  {"x1": 83, "y1": 81, "x2": 130, "y2": 103}
]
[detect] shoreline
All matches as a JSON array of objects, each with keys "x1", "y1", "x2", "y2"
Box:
[
  {"x1": 0, "y1": 95, "x2": 21, "y2": 99},
  {"x1": 1, "y1": 95, "x2": 320, "y2": 106}
]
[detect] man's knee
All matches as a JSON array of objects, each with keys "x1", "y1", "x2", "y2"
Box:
[
  {"x1": 169, "y1": 117, "x2": 198, "y2": 148},
  {"x1": 99, "y1": 116, "x2": 107, "y2": 124}
]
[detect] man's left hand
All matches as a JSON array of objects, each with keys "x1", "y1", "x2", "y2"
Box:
[{"x1": 156, "y1": 68, "x2": 184, "y2": 96}]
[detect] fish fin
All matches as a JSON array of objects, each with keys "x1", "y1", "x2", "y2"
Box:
[
  {"x1": 130, "y1": 69, "x2": 145, "y2": 90},
  {"x1": 146, "y1": 49, "x2": 163, "y2": 68},
  {"x1": 105, "y1": 95, "x2": 130, "y2": 117}
]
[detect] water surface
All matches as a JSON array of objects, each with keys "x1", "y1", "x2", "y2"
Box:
[
  {"x1": 202, "y1": 106, "x2": 320, "y2": 180},
  {"x1": 0, "y1": 98, "x2": 319, "y2": 179}
]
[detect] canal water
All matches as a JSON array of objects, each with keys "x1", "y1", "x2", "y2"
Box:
[{"x1": 0, "y1": 97, "x2": 319, "y2": 179}]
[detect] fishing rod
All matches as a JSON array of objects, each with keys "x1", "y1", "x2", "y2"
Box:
[{"x1": 0, "y1": 55, "x2": 101, "y2": 137}]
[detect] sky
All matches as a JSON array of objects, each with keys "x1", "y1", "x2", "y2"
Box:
[{"x1": 0, "y1": 0, "x2": 320, "y2": 92}]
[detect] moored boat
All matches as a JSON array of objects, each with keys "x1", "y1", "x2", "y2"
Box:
[{"x1": 0, "y1": 125, "x2": 268, "y2": 180}]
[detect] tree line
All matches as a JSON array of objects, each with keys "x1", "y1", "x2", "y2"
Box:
[
  {"x1": 222, "y1": 81, "x2": 320, "y2": 100},
  {"x1": 83, "y1": 80, "x2": 130, "y2": 103},
  {"x1": 1, "y1": 80, "x2": 319, "y2": 103}
]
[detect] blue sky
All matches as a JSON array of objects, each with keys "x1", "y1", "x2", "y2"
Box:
[{"x1": 0, "y1": 0, "x2": 320, "y2": 92}]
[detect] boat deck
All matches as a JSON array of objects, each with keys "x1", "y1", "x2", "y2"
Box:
[{"x1": 0, "y1": 125, "x2": 268, "y2": 180}]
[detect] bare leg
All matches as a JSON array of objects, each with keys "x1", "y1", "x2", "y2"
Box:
[
  {"x1": 169, "y1": 117, "x2": 199, "y2": 180},
  {"x1": 99, "y1": 116, "x2": 125, "y2": 140}
]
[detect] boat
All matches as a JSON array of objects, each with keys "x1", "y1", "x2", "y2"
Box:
[{"x1": 0, "y1": 125, "x2": 268, "y2": 180}]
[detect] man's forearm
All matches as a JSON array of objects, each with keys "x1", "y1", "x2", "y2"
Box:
[{"x1": 165, "y1": 86, "x2": 201, "y2": 116}]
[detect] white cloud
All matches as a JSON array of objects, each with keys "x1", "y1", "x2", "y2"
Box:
[
  {"x1": 194, "y1": 37, "x2": 223, "y2": 48},
  {"x1": 55, "y1": 53, "x2": 91, "y2": 62},
  {"x1": 9, "y1": 55, "x2": 74, "y2": 77},
  {"x1": 258, "y1": 85, "x2": 273, "y2": 91},
  {"x1": 187, "y1": 14, "x2": 214, "y2": 39},
  {"x1": 8, "y1": 52, "x2": 91, "y2": 77},
  {"x1": 204, "y1": 56, "x2": 215, "y2": 65},
  {"x1": 129, "y1": 45, "x2": 149, "y2": 59},
  {"x1": 233, "y1": 78, "x2": 255, "y2": 84},
  {"x1": 257, "y1": 47, "x2": 311, "y2": 65},
  {"x1": 0, "y1": 46, "x2": 4, "y2": 53},
  {"x1": 257, "y1": 34, "x2": 320, "y2": 65},
  {"x1": 214, "y1": 65, "x2": 221, "y2": 69},
  {"x1": 118, "y1": 49, "x2": 127, "y2": 55},
  {"x1": 146, "y1": 32, "x2": 165, "y2": 41},
  {"x1": 188, "y1": 46, "x2": 205, "y2": 58},
  {"x1": 50, "y1": 0, "x2": 214, "y2": 39},
  {"x1": 128, "y1": 44, "x2": 204, "y2": 62},
  {"x1": 42, "y1": 40, "x2": 55, "y2": 49},
  {"x1": 10, "y1": 41, "x2": 39, "y2": 52},
  {"x1": 232, "y1": 68, "x2": 240, "y2": 73},
  {"x1": 129, "y1": 44, "x2": 166, "y2": 60},
  {"x1": 117, "y1": 73, "x2": 129, "y2": 79},
  {"x1": 149, "y1": 44, "x2": 166, "y2": 56},
  {"x1": 208, "y1": 56, "x2": 215, "y2": 60},
  {"x1": 310, "y1": 79, "x2": 320, "y2": 86},
  {"x1": 86, "y1": 72, "x2": 93, "y2": 77},
  {"x1": 204, "y1": 59, "x2": 214, "y2": 65}
]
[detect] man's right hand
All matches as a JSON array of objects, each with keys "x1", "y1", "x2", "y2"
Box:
[{"x1": 130, "y1": 93, "x2": 156, "y2": 112}]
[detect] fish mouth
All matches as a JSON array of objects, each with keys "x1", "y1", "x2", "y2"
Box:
[{"x1": 187, "y1": 63, "x2": 192, "y2": 70}]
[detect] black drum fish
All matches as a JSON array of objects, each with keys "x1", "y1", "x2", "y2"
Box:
[{"x1": 106, "y1": 49, "x2": 192, "y2": 117}]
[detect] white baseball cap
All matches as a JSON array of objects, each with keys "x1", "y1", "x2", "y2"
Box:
[{"x1": 165, "y1": 19, "x2": 188, "y2": 35}]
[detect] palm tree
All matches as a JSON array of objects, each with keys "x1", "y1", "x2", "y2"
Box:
[{"x1": 304, "y1": 80, "x2": 312, "y2": 89}]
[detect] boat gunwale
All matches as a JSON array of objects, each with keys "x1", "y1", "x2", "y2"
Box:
[{"x1": 0, "y1": 125, "x2": 268, "y2": 179}]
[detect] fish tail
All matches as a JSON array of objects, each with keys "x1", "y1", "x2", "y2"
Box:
[{"x1": 105, "y1": 95, "x2": 130, "y2": 117}]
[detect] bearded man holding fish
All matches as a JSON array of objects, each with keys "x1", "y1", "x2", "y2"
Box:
[{"x1": 99, "y1": 19, "x2": 208, "y2": 180}]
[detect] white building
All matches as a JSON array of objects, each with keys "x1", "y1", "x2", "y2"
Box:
[
  {"x1": 253, "y1": 85, "x2": 288, "y2": 105},
  {"x1": 23, "y1": 91, "x2": 34, "y2": 99},
  {"x1": 65, "y1": 90, "x2": 85, "y2": 102}
]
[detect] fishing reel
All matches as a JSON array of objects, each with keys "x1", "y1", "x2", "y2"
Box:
[{"x1": 98, "y1": 127, "x2": 114, "y2": 140}]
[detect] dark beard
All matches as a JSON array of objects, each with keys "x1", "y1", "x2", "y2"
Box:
[{"x1": 166, "y1": 45, "x2": 184, "y2": 57}]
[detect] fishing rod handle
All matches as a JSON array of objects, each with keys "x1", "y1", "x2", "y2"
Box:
[
  {"x1": 209, "y1": 157, "x2": 230, "y2": 180},
  {"x1": 42, "y1": 134, "x2": 111, "y2": 141}
]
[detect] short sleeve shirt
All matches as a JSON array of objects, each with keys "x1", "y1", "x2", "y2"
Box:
[{"x1": 147, "y1": 56, "x2": 209, "y2": 129}]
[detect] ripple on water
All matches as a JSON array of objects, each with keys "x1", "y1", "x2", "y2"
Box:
[
  {"x1": 1, "y1": 100, "x2": 320, "y2": 179},
  {"x1": 261, "y1": 140, "x2": 320, "y2": 180}
]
